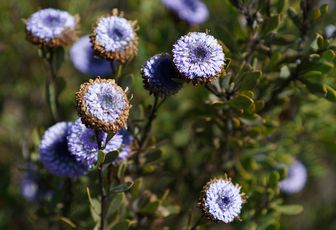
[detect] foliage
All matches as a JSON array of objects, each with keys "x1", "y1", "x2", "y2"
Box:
[{"x1": 0, "y1": 0, "x2": 336, "y2": 229}]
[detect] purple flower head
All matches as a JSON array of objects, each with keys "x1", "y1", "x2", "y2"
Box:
[
  {"x1": 39, "y1": 122, "x2": 90, "y2": 177},
  {"x1": 76, "y1": 78, "x2": 130, "y2": 133},
  {"x1": 67, "y1": 119, "x2": 123, "y2": 167},
  {"x1": 91, "y1": 9, "x2": 138, "y2": 63},
  {"x1": 162, "y1": 0, "x2": 209, "y2": 25},
  {"x1": 141, "y1": 53, "x2": 183, "y2": 97},
  {"x1": 172, "y1": 32, "x2": 225, "y2": 84},
  {"x1": 20, "y1": 172, "x2": 40, "y2": 202},
  {"x1": 114, "y1": 129, "x2": 133, "y2": 165},
  {"x1": 279, "y1": 160, "x2": 307, "y2": 194},
  {"x1": 26, "y1": 8, "x2": 77, "y2": 47},
  {"x1": 200, "y1": 178, "x2": 245, "y2": 223},
  {"x1": 70, "y1": 36, "x2": 115, "y2": 76}
]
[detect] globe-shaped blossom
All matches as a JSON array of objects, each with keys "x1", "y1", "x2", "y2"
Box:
[
  {"x1": 199, "y1": 178, "x2": 245, "y2": 223},
  {"x1": 26, "y1": 8, "x2": 78, "y2": 47},
  {"x1": 115, "y1": 129, "x2": 133, "y2": 165},
  {"x1": 67, "y1": 118, "x2": 123, "y2": 167},
  {"x1": 76, "y1": 77, "x2": 131, "y2": 133},
  {"x1": 39, "y1": 122, "x2": 90, "y2": 177},
  {"x1": 141, "y1": 53, "x2": 183, "y2": 97},
  {"x1": 20, "y1": 172, "x2": 40, "y2": 202},
  {"x1": 279, "y1": 160, "x2": 307, "y2": 194},
  {"x1": 70, "y1": 35, "x2": 115, "y2": 76},
  {"x1": 162, "y1": 0, "x2": 209, "y2": 25},
  {"x1": 172, "y1": 32, "x2": 225, "y2": 84},
  {"x1": 90, "y1": 8, "x2": 138, "y2": 63}
]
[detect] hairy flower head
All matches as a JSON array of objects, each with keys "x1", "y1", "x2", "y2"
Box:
[
  {"x1": 26, "y1": 8, "x2": 78, "y2": 47},
  {"x1": 39, "y1": 122, "x2": 89, "y2": 177},
  {"x1": 70, "y1": 35, "x2": 115, "y2": 76},
  {"x1": 141, "y1": 53, "x2": 183, "y2": 97},
  {"x1": 172, "y1": 32, "x2": 225, "y2": 84},
  {"x1": 76, "y1": 77, "x2": 131, "y2": 133},
  {"x1": 199, "y1": 177, "x2": 245, "y2": 223},
  {"x1": 162, "y1": 0, "x2": 209, "y2": 25},
  {"x1": 279, "y1": 160, "x2": 307, "y2": 194},
  {"x1": 90, "y1": 9, "x2": 138, "y2": 63},
  {"x1": 67, "y1": 118, "x2": 124, "y2": 167}
]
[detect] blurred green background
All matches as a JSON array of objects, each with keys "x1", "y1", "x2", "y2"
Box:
[{"x1": 1, "y1": 0, "x2": 336, "y2": 229}]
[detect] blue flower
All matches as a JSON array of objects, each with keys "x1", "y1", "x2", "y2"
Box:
[
  {"x1": 115, "y1": 129, "x2": 133, "y2": 165},
  {"x1": 26, "y1": 8, "x2": 78, "y2": 47},
  {"x1": 91, "y1": 9, "x2": 138, "y2": 63},
  {"x1": 67, "y1": 119, "x2": 123, "y2": 167},
  {"x1": 279, "y1": 160, "x2": 307, "y2": 194},
  {"x1": 76, "y1": 78, "x2": 131, "y2": 133},
  {"x1": 20, "y1": 172, "x2": 41, "y2": 202},
  {"x1": 70, "y1": 36, "x2": 115, "y2": 76},
  {"x1": 39, "y1": 122, "x2": 90, "y2": 177},
  {"x1": 162, "y1": 0, "x2": 209, "y2": 25},
  {"x1": 141, "y1": 53, "x2": 183, "y2": 97},
  {"x1": 200, "y1": 178, "x2": 245, "y2": 223},
  {"x1": 172, "y1": 32, "x2": 225, "y2": 84}
]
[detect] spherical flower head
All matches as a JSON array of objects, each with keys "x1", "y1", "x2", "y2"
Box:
[
  {"x1": 26, "y1": 8, "x2": 78, "y2": 47},
  {"x1": 20, "y1": 172, "x2": 40, "y2": 202},
  {"x1": 39, "y1": 122, "x2": 90, "y2": 177},
  {"x1": 114, "y1": 129, "x2": 133, "y2": 165},
  {"x1": 141, "y1": 53, "x2": 183, "y2": 97},
  {"x1": 162, "y1": 0, "x2": 209, "y2": 25},
  {"x1": 172, "y1": 32, "x2": 225, "y2": 84},
  {"x1": 67, "y1": 118, "x2": 123, "y2": 167},
  {"x1": 90, "y1": 9, "x2": 138, "y2": 63},
  {"x1": 70, "y1": 35, "x2": 115, "y2": 76},
  {"x1": 199, "y1": 177, "x2": 245, "y2": 223},
  {"x1": 279, "y1": 160, "x2": 307, "y2": 194},
  {"x1": 325, "y1": 24, "x2": 336, "y2": 38},
  {"x1": 76, "y1": 77, "x2": 131, "y2": 133}
]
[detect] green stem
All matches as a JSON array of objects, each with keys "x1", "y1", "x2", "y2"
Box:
[{"x1": 46, "y1": 47, "x2": 59, "y2": 121}]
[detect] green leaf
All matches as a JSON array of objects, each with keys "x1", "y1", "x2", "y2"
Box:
[
  {"x1": 145, "y1": 149, "x2": 162, "y2": 163},
  {"x1": 104, "y1": 150, "x2": 119, "y2": 165},
  {"x1": 131, "y1": 178, "x2": 143, "y2": 199},
  {"x1": 112, "y1": 220, "x2": 129, "y2": 230},
  {"x1": 310, "y1": 8, "x2": 321, "y2": 21},
  {"x1": 110, "y1": 181, "x2": 134, "y2": 193},
  {"x1": 141, "y1": 200, "x2": 160, "y2": 214},
  {"x1": 288, "y1": 8, "x2": 301, "y2": 29},
  {"x1": 320, "y1": 4, "x2": 328, "y2": 15},
  {"x1": 272, "y1": 204, "x2": 304, "y2": 215},
  {"x1": 108, "y1": 192, "x2": 124, "y2": 214},
  {"x1": 301, "y1": 79, "x2": 327, "y2": 97},
  {"x1": 228, "y1": 94, "x2": 255, "y2": 113},
  {"x1": 117, "y1": 160, "x2": 128, "y2": 178},
  {"x1": 239, "y1": 71, "x2": 261, "y2": 90},
  {"x1": 59, "y1": 217, "x2": 77, "y2": 229},
  {"x1": 97, "y1": 150, "x2": 105, "y2": 166},
  {"x1": 325, "y1": 86, "x2": 336, "y2": 102},
  {"x1": 262, "y1": 14, "x2": 281, "y2": 34}
]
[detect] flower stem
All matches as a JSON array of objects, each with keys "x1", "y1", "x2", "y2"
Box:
[
  {"x1": 46, "y1": 47, "x2": 59, "y2": 121},
  {"x1": 135, "y1": 96, "x2": 165, "y2": 169},
  {"x1": 95, "y1": 130, "x2": 106, "y2": 230}
]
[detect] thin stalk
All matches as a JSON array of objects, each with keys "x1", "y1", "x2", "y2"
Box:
[
  {"x1": 95, "y1": 130, "x2": 106, "y2": 230},
  {"x1": 46, "y1": 47, "x2": 59, "y2": 121},
  {"x1": 135, "y1": 96, "x2": 165, "y2": 169}
]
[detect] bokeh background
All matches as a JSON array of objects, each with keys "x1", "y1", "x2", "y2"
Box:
[{"x1": 1, "y1": 0, "x2": 336, "y2": 229}]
